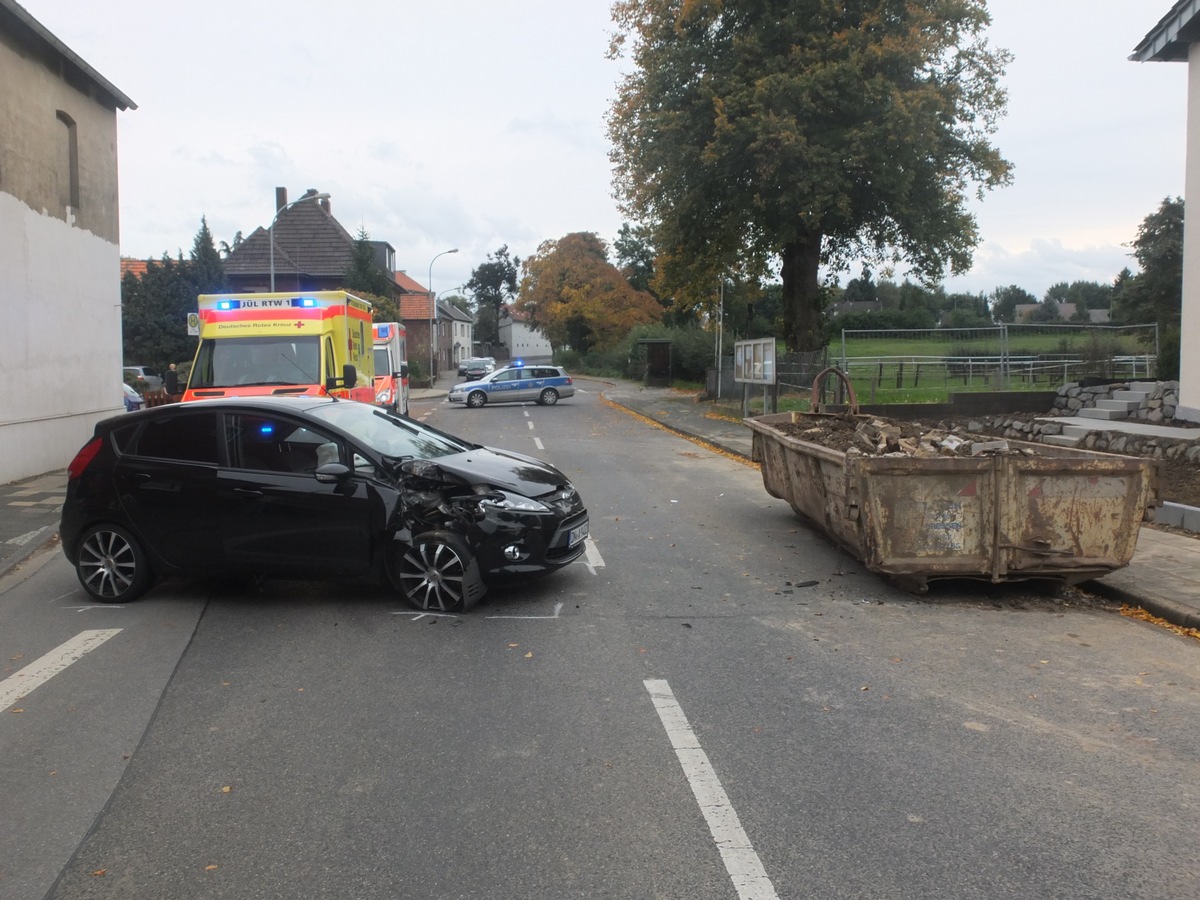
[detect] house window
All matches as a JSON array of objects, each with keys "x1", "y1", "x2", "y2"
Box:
[{"x1": 55, "y1": 110, "x2": 80, "y2": 210}]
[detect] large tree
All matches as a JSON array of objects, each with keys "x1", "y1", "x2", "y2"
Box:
[
  {"x1": 1111, "y1": 197, "x2": 1183, "y2": 378},
  {"x1": 466, "y1": 245, "x2": 521, "y2": 346},
  {"x1": 122, "y1": 219, "x2": 229, "y2": 370},
  {"x1": 517, "y1": 232, "x2": 662, "y2": 354},
  {"x1": 344, "y1": 226, "x2": 399, "y2": 310},
  {"x1": 607, "y1": 0, "x2": 1012, "y2": 351},
  {"x1": 989, "y1": 284, "x2": 1036, "y2": 323}
]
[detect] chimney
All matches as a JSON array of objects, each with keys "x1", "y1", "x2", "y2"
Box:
[
  {"x1": 320, "y1": 197, "x2": 330, "y2": 213},
  {"x1": 275, "y1": 186, "x2": 288, "y2": 212}
]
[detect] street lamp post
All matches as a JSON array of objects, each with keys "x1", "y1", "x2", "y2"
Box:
[
  {"x1": 428, "y1": 248, "x2": 458, "y2": 383},
  {"x1": 269, "y1": 192, "x2": 331, "y2": 292}
]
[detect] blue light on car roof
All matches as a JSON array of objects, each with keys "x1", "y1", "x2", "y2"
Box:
[
  {"x1": 217, "y1": 300, "x2": 239, "y2": 310},
  {"x1": 260, "y1": 424, "x2": 274, "y2": 435},
  {"x1": 512, "y1": 359, "x2": 524, "y2": 367},
  {"x1": 294, "y1": 297, "x2": 317, "y2": 308}
]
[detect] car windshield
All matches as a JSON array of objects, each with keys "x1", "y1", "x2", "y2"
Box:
[{"x1": 308, "y1": 402, "x2": 473, "y2": 460}]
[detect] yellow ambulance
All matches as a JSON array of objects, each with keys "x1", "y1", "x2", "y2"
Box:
[{"x1": 183, "y1": 291, "x2": 375, "y2": 403}]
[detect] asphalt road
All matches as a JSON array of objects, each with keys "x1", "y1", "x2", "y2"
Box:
[{"x1": 3, "y1": 378, "x2": 1199, "y2": 899}]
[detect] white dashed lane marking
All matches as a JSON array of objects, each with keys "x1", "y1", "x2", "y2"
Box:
[
  {"x1": 0, "y1": 629, "x2": 122, "y2": 709},
  {"x1": 644, "y1": 679, "x2": 780, "y2": 900}
]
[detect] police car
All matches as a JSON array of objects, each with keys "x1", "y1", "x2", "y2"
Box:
[{"x1": 448, "y1": 362, "x2": 575, "y2": 408}]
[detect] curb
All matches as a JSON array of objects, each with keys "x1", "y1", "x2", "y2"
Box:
[{"x1": 1081, "y1": 578, "x2": 1200, "y2": 631}]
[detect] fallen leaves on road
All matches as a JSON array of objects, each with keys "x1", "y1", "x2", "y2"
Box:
[{"x1": 1120, "y1": 605, "x2": 1200, "y2": 642}]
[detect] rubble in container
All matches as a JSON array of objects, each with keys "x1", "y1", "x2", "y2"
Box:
[{"x1": 780, "y1": 414, "x2": 1034, "y2": 459}]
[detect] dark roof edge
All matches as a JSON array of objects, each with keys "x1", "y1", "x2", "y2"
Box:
[{"x1": 1, "y1": 0, "x2": 137, "y2": 109}]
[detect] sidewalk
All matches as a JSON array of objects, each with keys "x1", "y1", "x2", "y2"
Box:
[{"x1": 4, "y1": 380, "x2": 1198, "y2": 633}]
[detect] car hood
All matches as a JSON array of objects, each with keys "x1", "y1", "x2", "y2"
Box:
[{"x1": 430, "y1": 446, "x2": 571, "y2": 497}]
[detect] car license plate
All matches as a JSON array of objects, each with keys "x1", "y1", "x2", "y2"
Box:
[{"x1": 567, "y1": 520, "x2": 589, "y2": 547}]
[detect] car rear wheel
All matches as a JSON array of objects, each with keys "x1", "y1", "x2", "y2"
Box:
[
  {"x1": 75, "y1": 523, "x2": 155, "y2": 602},
  {"x1": 538, "y1": 388, "x2": 559, "y2": 405},
  {"x1": 467, "y1": 390, "x2": 487, "y2": 409},
  {"x1": 397, "y1": 532, "x2": 486, "y2": 611}
]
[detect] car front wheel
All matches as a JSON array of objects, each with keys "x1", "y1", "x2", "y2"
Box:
[
  {"x1": 75, "y1": 523, "x2": 155, "y2": 602},
  {"x1": 538, "y1": 388, "x2": 559, "y2": 406},
  {"x1": 467, "y1": 390, "x2": 487, "y2": 408},
  {"x1": 397, "y1": 532, "x2": 486, "y2": 611}
]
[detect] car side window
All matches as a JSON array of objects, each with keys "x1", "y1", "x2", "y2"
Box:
[
  {"x1": 130, "y1": 413, "x2": 219, "y2": 464},
  {"x1": 494, "y1": 370, "x2": 520, "y2": 383},
  {"x1": 226, "y1": 414, "x2": 342, "y2": 474}
]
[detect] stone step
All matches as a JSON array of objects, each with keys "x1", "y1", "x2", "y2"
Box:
[
  {"x1": 1077, "y1": 407, "x2": 1128, "y2": 420},
  {"x1": 1062, "y1": 424, "x2": 1093, "y2": 440},
  {"x1": 1096, "y1": 398, "x2": 1143, "y2": 412},
  {"x1": 1112, "y1": 390, "x2": 1150, "y2": 404},
  {"x1": 1041, "y1": 433, "x2": 1081, "y2": 448},
  {"x1": 1130, "y1": 381, "x2": 1159, "y2": 393}
]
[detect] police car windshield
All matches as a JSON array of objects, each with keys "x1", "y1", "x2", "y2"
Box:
[{"x1": 308, "y1": 402, "x2": 471, "y2": 459}]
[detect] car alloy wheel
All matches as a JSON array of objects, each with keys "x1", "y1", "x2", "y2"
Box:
[
  {"x1": 75, "y1": 523, "x2": 155, "y2": 602},
  {"x1": 397, "y1": 532, "x2": 485, "y2": 611},
  {"x1": 538, "y1": 388, "x2": 559, "y2": 406},
  {"x1": 467, "y1": 390, "x2": 487, "y2": 408}
]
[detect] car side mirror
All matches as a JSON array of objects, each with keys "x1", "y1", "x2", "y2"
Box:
[
  {"x1": 343, "y1": 364, "x2": 357, "y2": 389},
  {"x1": 314, "y1": 462, "x2": 351, "y2": 483},
  {"x1": 399, "y1": 363, "x2": 409, "y2": 378}
]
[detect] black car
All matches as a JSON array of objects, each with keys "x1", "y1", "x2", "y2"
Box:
[
  {"x1": 60, "y1": 396, "x2": 589, "y2": 611},
  {"x1": 457, "y1": 357, "x2": 495, "y2": 380}
]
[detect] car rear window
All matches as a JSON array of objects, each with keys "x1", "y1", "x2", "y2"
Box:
[{"x1": 128, "y1": 413, "x2": 220, "y2": 464}]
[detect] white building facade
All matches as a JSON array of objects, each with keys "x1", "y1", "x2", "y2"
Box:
[
  {"x1": 0, "y1": 1, "x2": 135, "y2": 482},
  {"x1": 499, "y1": 306, "x2": 553, "y2": 361}
]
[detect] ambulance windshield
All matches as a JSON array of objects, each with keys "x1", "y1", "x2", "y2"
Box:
[{"x1": 190, "y1": 336, "x2": 321, "y2": 388}]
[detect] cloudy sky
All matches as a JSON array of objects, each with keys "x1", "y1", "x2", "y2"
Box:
[{"x1": 26, "y1": 0, "x2": 1188, "y2": 300}]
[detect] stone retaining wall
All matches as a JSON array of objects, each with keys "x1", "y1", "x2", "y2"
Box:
[
  {"x1": 1051, "y1": 380, "x2": 1181, "y2": 423},
  {"x1": 967, "y1": 414, "x2": 1200, "y2": 461},
  {"x1": 951, "y1": 378, "x2": 1198, "y2": 461}
]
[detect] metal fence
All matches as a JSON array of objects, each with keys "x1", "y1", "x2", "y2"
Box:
[{"x1": 834, "y1": 323, "x2": 1158, "y2": 402}]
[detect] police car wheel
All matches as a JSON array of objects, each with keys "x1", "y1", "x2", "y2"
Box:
[
  {"x1": 75, "y1": 523, "x2": 155, "y2": 602},
  {"x1": 538, "y1": 388, "x2": 559, "y2": 406},
  {"x1": 467, "y1": 391, "x2": 487, "y2": 408}
]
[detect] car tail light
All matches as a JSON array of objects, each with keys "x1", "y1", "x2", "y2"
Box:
[{"x1": 67, "y1": 437, "x2": 103, "y2": 480}]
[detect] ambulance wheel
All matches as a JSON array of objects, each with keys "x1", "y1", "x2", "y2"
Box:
[
  {"x1": 467, "y1": 391, "x2": 487, "y2": 409},
  {"x1": 397, "y1": 532, "x2": 485, "y2": 612},
  {"x1": 75, "y1": 523, "x2": 155, "y2": 602}
]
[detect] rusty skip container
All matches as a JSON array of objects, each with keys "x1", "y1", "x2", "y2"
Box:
[{"x1": 747, "y1": 411, "x2": 1159, "y2": 591}]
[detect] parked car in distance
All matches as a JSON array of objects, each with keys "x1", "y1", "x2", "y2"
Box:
[
  {"x1": 457, "y1": 357, "x2": 495, "y2": 379},
  {"x1": 123, "y1": 365, "x2": 163, "y2": 393},
  {"x1": 122, "y1": 383, "x2": 144, "y2": 412},
  {"x1": 448, "y1": 364, "x2": 575, "y2": 408},
  {"x1": 60, "y1": 396, "x2": 589, "y2": 612}
]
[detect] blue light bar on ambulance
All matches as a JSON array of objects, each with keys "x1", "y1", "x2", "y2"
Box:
[{"x1": 214, "y1": 297, "x2": 318, "y2": 310}]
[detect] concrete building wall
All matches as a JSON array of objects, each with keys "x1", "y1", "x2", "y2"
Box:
[
  {"x1": 1180, "y1": 42, "x2": 1200, "y2": 421},
  {"x1": 0, "y1": 9, "x2": 129, "y2": 483}
]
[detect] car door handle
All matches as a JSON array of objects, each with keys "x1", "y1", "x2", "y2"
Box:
[{"x1": 234, "y1": 487, "x2": 264, "y2": 499}]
